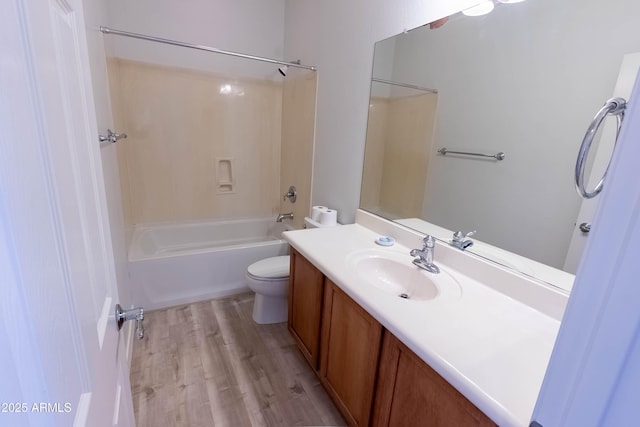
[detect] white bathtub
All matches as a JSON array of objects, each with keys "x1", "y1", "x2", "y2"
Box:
[{"x1": 128, "y1": 218, "x2": 289, "y2": 310}]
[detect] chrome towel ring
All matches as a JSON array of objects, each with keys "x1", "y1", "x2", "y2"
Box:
[{"x1": 575, "y1": 97, "x2": 626, "y2": 199}]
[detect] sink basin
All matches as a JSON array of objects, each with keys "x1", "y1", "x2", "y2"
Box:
[{"x1": 347, "y1": 249, "x2": 461, "y2": 301}]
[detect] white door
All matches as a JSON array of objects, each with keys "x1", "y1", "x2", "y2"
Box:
[
  {"x1": 533, "y1": 70, "x2": 640, "y2": 425},
  {"x1": 563, "y1": 53, "x2": 640, "y2": 273},
  {"x1": 0, "y1": 0, "x2": 134, "y2": 425}
]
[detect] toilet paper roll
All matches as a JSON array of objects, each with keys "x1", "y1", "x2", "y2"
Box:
[
  {"x1": 319, "y1": 209, "x2": 337, "y2": 226},
  {"x1": 311, "y1": 206, "x2": 328, "y2": 222}
]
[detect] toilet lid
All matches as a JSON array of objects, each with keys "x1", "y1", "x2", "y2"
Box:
[{"x1": 247, "y1": 255, "x2": 290, "y2": 279}]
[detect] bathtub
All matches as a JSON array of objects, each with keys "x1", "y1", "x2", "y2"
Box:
[{"x1": 128, "y1": 218, "x2": 290, "y2": 310}]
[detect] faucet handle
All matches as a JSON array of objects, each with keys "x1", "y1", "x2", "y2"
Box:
[
  {"x1": 421, "y1": 234, "x2": 435, "y2": 248},
  {"x1": 453, "y1": 230, "x2": 476, "y2": 241},
  {"x1": 283, "y1": 185, "x2": 297, "y2": 203}
]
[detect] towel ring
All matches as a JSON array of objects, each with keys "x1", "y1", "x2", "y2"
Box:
[{"x1": 575, "y1": 97, "x2": 626, "y2": 199}]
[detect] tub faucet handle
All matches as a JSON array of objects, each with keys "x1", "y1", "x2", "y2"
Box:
[{"x1": 283, "y1": 185, "x2": 297, "y2": 203}]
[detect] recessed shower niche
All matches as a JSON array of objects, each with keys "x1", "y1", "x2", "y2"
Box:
[{"x1": 216, "y1": 157, "x2": 235, "y2": 194}]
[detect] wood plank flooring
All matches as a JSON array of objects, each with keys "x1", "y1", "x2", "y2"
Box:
[{"x1": 130, "y1": 293, "x2": 346, "y2": 426}]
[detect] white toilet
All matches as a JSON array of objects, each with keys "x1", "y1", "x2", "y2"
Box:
[
  {"x1": 246, "y1": 255, "x2": 291, "y2": 324},
  {"x1": 246, "y1": 217, "x2": 335, "y2": 324}
]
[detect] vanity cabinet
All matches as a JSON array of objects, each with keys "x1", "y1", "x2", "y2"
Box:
[
  {"x1": 373, "y1": 332, "x2": 496, "y2": 427},
  {"x1": 288, "y1": 248, "x2": 325, "y2": 369},
  {"x1": 320, "y1": 279, "x2": 382, "y2": 426},
  {"x1": 288, "y1": 249, "x2": 495, "y2": 427}
]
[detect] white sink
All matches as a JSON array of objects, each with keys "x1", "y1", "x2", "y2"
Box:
[{"x1": 347, "y1": 249, "x2": 461, "y2": 301}]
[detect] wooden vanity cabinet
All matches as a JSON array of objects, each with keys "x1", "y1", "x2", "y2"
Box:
[
  {"x1": 288, "y1": 248, "x2": 325, "y2": 369},
  {"x1": 288, "y1": 249, "x2": 495, "y2": 427},
  {"x1": 320, "y1": 279, "x2": 383, "y2": 427},
  {"x1": 373, "y1": 332, "x2": 497, "y2": 427}
]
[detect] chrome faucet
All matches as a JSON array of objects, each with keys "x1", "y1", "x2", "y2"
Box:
[
  {"x1": 410, "y1": 235, "x2": 440, "y2": 274},
  {"x1": 451, "y1": 230, "x2": 476, "y2": 250},
  {"x1": 276, "y1": 212, "x2": 294, "y2": 222}
]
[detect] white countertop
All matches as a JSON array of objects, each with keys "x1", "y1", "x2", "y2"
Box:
[{"x1": 284, "y1": 218, "x2": 566, "y2": 427}]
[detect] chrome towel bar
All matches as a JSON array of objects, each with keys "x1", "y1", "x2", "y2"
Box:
[{"x1": 437, "y1": 147, "x2": 505, "y2": 161}]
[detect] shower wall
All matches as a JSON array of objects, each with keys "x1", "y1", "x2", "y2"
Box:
[
  {"x1": 280, "y1": 69, "x2": 317, "y2": 229},
  {"x1": 105, "y1": 0, "x2": 318, "y2": 239},
  {"x1": 108, "y1": 58, "x2": 283, "y2": 225}
]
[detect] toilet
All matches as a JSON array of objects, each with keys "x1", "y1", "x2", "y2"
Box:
[
  {"x1": 246, "y1": 255, "x2": 291, "y2": 324},
  {"x1": 246, "y1": 216, "x2": 333, "y2": 324}
]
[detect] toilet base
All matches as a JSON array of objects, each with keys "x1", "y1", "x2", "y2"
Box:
[{"x1": 252, "y1": 293, "x2": 288, "y2": 324}]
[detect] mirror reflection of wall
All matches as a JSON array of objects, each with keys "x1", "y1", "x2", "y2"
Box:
[{"x1": 360, "y1": 0, "x2": 640, "y2": 289}]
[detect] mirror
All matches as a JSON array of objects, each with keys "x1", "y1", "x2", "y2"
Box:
[{"x1": 360, "y1": 0, "x2": 640, "y2": 292}]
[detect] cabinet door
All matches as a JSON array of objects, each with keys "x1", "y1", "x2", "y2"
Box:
[
  {"x1": 320, "y1": 280, "x2": 383, "y2": 426},
  {"x1": 373, "y1": 332, "x2": 496, "y2": 427},
  {"x1": 288, "y1": 248, "x2": 325, "y2": 369}
]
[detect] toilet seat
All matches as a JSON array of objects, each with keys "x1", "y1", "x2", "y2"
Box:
[{"x1": 247, "y1": 255, "x2": 289, "y2": 280}]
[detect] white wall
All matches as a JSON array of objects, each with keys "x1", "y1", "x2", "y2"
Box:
[
  {"x1": 370, "y1": 37, "x2": 395, "y2": 99},
  {"x1": 107, "y1": 0, "x2": 286, "y2": 79},
  {"x1": 284, "y1": 0, "x2": 480, "y2": 223}
]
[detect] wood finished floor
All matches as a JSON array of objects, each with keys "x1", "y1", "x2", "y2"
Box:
[{"x1": 130, "y1": 293, "x2": 346, "y2": 427}]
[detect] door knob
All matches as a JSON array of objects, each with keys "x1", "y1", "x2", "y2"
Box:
[
  {"x1": 115, "y1": 304, "x2": 144, "y2": 339},
  {"x1": 579, "y1": 222, "x2": 591, "y2": 233}
]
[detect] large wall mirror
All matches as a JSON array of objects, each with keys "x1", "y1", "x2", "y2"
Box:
[{"x1": 360, "y1": 0, "x2": 640, "y2": 292}]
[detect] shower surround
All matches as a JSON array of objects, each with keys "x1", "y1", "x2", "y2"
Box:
[
  {"x1": 108, "y1": 57, "x2": 317, "y2": 307},
  {"x1": 109, "y1": 58, "x2": 283, "y2": 225}
]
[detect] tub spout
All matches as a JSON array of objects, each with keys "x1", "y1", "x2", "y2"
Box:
[{"x1": 276, "y1": 212, "x2": 294, "y2": 222}]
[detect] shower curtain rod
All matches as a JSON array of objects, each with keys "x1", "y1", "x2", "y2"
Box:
[
  {"x1": 371, "y1": 78, "x2": 438, "y2": 94},
  {"x1": 100, "y1": 26, "x2": 317, "y2": 71}
]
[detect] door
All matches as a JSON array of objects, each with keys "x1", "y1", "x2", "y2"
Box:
[
  {"x1": 288, "y1": 249, "x2": 325, "y2": 369},
  {"x1": 0, "y1": 0, "x2": 134, "y2": 425},
  {"x1": 320, "y1": 280, "x2": 382, "y2": 426},
  {"x1": 563, "y1": 53, "x2": 640, "y2": 273},
  {"x1": 532, "y1": 70, "x2": 640, "y2": 425},
  {"x1": 373, "y1": 332, "x2": 495, "y2": 427}
]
